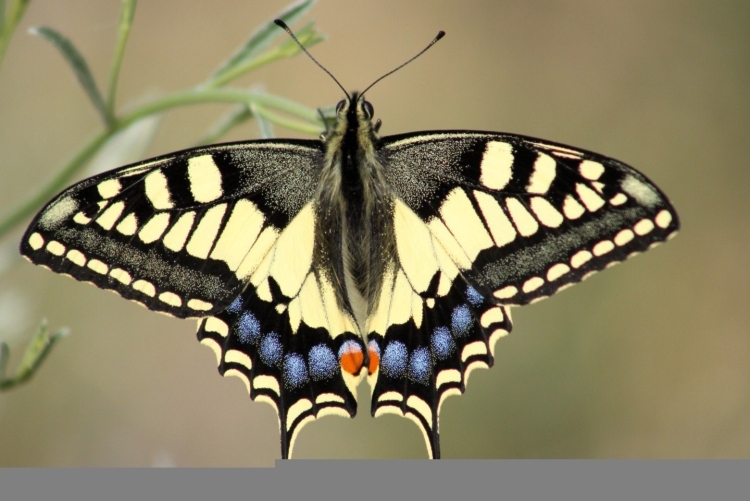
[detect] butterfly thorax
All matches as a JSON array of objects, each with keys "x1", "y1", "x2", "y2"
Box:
[{"x1": 315, "y1": 93, "x2": 395, "y2": 325}]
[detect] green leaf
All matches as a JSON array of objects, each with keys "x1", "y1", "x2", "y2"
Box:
[
  {"x1": 209, "y1": 0, "x2": 315, "y2": 85},
  {"x1": 106, "y1": 0, "x2": 138, "y2": 116},
  {"x1": 29, "y1": 26, "x2": 111, "y2": 126},
  {"x1": 0, "y1": 320, "x2": 69, "y2": 391}
]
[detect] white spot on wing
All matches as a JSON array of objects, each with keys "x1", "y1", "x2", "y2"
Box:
[
  {"x1": 163, "y1": 211, "x2": 195, "y2": 252},
  {"x1": 253, "y1": 375, "x2": 280, "y2": 395},
  {"x1": 614, "y1": 229, "x2": 634, "y2": 246},
  {"x1": 65, "y1": 249, "x2": 86, "y2": 266},
  {"x1": 439, "y1": 188, "x2": 494, "y2": 261},
  {"x1": 609, "y1": 193, "x2": 628, "y2": 206},
  {"x1": 187, "y1": 155, "x2": 223, "y2": 203},
  {"x1": 522, "y1": 276, "x2": 544, "y2": 293},
  {"x1": 461, "y1": 341, "x2": 487, "y2": 362},
  {"x1": 110, "y1": 268, "x2": 132, "y2": 285},
  {"x1": 634, "y1": 219, "x2": 655, "y2": 235},
  {"x1": 480, "y1": 307, "x2": 504, "y2": 328},
  {"x1": 593, "y1": 240, "x2": 615, "y2": 256},
  {"x1": 527, "y1": 152, "x2": 556, "y2": 194},
  {"x1": 655, "y1": 210, "x2": 672, "y2": 228},
  {"x1": 144, "y1": 170, "x2": 173, "y2": 210},
  {"x1": 116, "y1": 213, "x2": 138, "y2": 236},
  {"x1": 563, "y1": 195, "x2": 586, "y2": 219},
  {"x1": 473, "y1": 191, "x2": 516, "y2": 247},
  {"x1": 224, "y1": 350, "x2": 253, "y2": 370},
  {"x1": 138, "y1": 213, "x2": 171, "y2": 244},
  {"x1": 132, "y1": 279, "x2": 156, "y2": 297},
  {"x1": 186, "y1": 204, "x2": 227, "y2": 258},
  {"x1": 210, "y1": 199, "x2": 264, "y2": 272},
  {"x1": 493, "y1": 285, "x2": 517, "y2": 299},
  {"x1": 570, "y1": 250, "x2": 592, "y2": 268},
  {"x1": 28, "y1": 233, "x2": 44, "y2": 250},
  {"x1": 159, "y1": 291, "x2": 182, "y2": 307},
  {"x1": 46, "y1": 241, "x2": 66, "y2": 256},
  {"x1": 188, "y1": 299, "x2": 213, "y2": 311},
  {"x1": 529, "y1": 197, "x2": 564, "y2": 228},
  {"x1": 96, "y1": 201, "x2": 125, "y2": 230},
  {"x1": 204, "y1": 317, "x2": 228, "y2": 337},
  {"x1": 576, "y1": 183, "x2": 605, "y2": 212},
  {"x1": 480, "y1": 141, "x2": 513, "y2": 190},
  {"x1": 506, "y1": 198, "x2": 539, "y2": 236},
  {"x1": 87, "y1": 259, "x2": 108, "y2": 274},
  {"x1": 97, "y1": 179, "x2": 122, "y2": 199},
  {"x1": 435, "y1": 369, "x2": 461, "y2": 389},
  {"x1": 579, "y1": 160, "x2": 605, "y2": 181},
  {"x1": 546, "y1": 263, "x2": 570, "y2": 281}
]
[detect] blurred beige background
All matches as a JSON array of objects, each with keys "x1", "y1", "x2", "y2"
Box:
[{"x1": 0, "y1": 0, "x2": 747, "y2": 465}]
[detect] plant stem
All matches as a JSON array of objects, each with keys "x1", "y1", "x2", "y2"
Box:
[
  {"x1": 106, "y1": 0, "x2": 138, "y2": 119},
  {"x1": 0, "y1": 0, "x2": 30, "y2": 71}
]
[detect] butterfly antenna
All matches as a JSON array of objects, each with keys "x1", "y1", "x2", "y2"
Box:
[
  {"x1": 274, "y1": 19, "x2": 349, "y2": 99},
  {"x1": 360, "y1": 30, "x2": 445, "y2": 98}
]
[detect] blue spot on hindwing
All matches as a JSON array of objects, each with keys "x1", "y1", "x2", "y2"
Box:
[
  {"x1": 431, "y1": 326, "x2": 455, "y2": 360},
  {"x1": 451, "y1": 304, "x2": 472, "y2": 337},
  {"x1": 283, "y1": 353, "x2": 309, "y2": 389},
  {"x1": 308, "y1": 344, "x2": 338, "y2": 380},
  {"x1": 408, "y1": 347, "x2": 431, "y2": 384},
  {"x1": 259, "y1": 332, "x2": 282, "y2": 367},
  {"x1": 227, "y1": 296, "x2": 243, "y2": 314},
  {"x1": 466, "y1": 286, "x2": 484, "y2": 307},
  {"x1": 381, "y1": 341, "x2": 408, "y2": 378},
  {"x1": 236, "y1": 311, "x2": 260, "y2": 344}
]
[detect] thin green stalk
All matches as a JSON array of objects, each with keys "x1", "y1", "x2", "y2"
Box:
[
  {"x1": 251, "y1": 103, "x2": 319, "y2": 135},
  {"x1": 106, "y1": 0, "x2": 137, "y2": 118},
  {"x1": 0, "y1": 0, "x2": 31, "y2": 70},
  {"x1": 205, "y1": 23, "x2": 324, "y2": 89},
  {"x1": 0, "y1": 88, "x2": 322, "y2": 240}
]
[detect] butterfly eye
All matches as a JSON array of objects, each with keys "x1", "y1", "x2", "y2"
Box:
[
  {"x1": 362, "y1": 101, "x2": 374, "y2": 119},
  {"x1": 335, "y1": 100, "x2": 346, "y2": 114}
]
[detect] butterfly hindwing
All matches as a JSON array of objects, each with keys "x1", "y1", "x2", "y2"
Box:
[
  {"x1": 20, "y1": 140, "x2": 323, "y2": 318},
  {"x1": 366, "y1": 259, "x2": 511, "y2": 458},
  {"x1": 197, "y1": 268, "x2": 366, "y2": 458},
  {"x1": 364, "y1": 131, "x2": 679, "y2": 457},
  {"x1": 195, "y1": 199, "x2": 366, "y2": 458}
]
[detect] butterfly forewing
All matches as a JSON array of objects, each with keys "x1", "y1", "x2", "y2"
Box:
[
  {"x1": 381, "y1": 131, "x2": 679, "y2": 305},
  {"x1": 20, "y1": 140, "x2": 324, "y2": 318}
]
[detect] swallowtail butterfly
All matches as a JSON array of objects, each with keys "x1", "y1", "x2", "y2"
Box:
[{"x1": 20, "y1": 22, "x2": 679, "y2": 459}]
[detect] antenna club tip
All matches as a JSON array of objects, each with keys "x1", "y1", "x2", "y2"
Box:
[
  {"x1": 436, "y1": 31, "x2": 446, "y2": 40},
  {"x1": 274, "y1": 19, "x2": 288, "y2": 29}
]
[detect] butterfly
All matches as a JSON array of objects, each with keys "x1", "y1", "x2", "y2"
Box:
[{"x1": 20, "y1": 21, "x2": 679, "y2": 459}]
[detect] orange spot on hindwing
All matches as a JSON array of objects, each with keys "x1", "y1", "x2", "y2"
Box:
[{"x1": 339, "y1": 340, "x2": 364, "y2": 375}]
